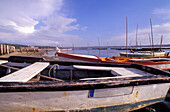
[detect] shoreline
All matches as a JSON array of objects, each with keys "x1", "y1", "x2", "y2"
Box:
[{"x1": 0, "y1": 50, "x2": 57, "y2": 61}]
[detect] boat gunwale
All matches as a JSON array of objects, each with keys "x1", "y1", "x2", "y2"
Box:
[
  {"x1": 0, "y1": 57, "x2": 170, "y2": 92},
  {"x1": 57, "y1": 52, "x2": 102, "y2": 62},
  {"x1": 0, "y1": 75, "x2": 170, "y2": 92}
]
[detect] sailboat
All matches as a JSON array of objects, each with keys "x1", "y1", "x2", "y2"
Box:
[
  {"x1": 120, "y1": 18, "x2": 169, "y2": 57},
  {"x1": 120, "y1": 51, "x2": 169, "y2": 57}
]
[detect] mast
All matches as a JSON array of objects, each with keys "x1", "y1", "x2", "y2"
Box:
[
  {"x1": 160, "y1": 35, "x2": 163, "y2": 51},
  {"x1": 107, "y1": 42, "x2": 109, "y2": 57},
  {"x1": 148, "y1": 34, "x2": 152, "y2": 50},
  {"x1": 72, "y1": 43, "x2": 74, "y2": 53},
  {"x1": 136, "y1": 25, "x2": 138, "y2": 51},
  {"x1": 150, "y1": 18, "x2": 154, "y2": 56},
  {"x1": 126, "y1": 16, "x2": 128, "y2": 57},
  {"x1": 98, "y1": 37, "x2": 101, "y2": 56},
  {"x1": 87, "y1": 43, "x2": 89, "y2": 55}
]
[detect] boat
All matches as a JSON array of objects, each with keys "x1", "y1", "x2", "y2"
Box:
[
  {"x1": 119, "y1": 51, "x2": 169, "y2": 57},
  {"x1": 120, "y1": 18, "x2": 169, "y2": 58},
  {"x1": 130, "y1": 48, "x2": 161, "y2": 52},
  {"x1": 56, "y1": 52, "x2": 102, "y2": 62},
  {"x1": 56, "y1": 52, "x2": 170, "y2": 65},
  {"x1": 105, "y1": 56, "x2": 170, "y2": 65},
  {"x1": 0, "y1": 56, "x2": 170, "y2": 112}
]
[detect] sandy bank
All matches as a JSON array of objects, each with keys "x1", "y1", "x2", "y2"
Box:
[{"x1": 0, "y1": 50, "x2": 57, "y2": 61}]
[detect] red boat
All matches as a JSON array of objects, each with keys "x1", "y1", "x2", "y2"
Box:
[
  {"x1": 56, "y1": 52, "x2": 102, "y2": 62},
  {"x1": 57, "y1": 52, "x2": 170, "y2": 64}
]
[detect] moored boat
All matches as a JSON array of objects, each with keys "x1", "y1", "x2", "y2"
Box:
[
  {"x1": 120, "y1": 51, "x2": 169, "y2": 57},
  {"x1": 0, "y1": 56, "x2": 170, "y2": 112},
  {"x1": 56, "y1": 52, "x2": 102, "y2": 62},
  {"x1": 56, "y1": 52, "x2": 170, "y2": 65}
]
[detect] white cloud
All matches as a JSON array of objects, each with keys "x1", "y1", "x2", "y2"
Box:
[
  {"x1": 81, "y1": 26, "x2": 88, "y2": 31},
  {"x1": 108, "y1": 22, "x2": 170, "y2": 46},
  {"x1": 41, "y1": 15, "x2": 79, "y2": 33},
  {"x1": 153, "y1": 8, "x2": 170, "y2": 19},
  {"x1": 0, "y1": 0, "x2": 81, "y2": 46}
]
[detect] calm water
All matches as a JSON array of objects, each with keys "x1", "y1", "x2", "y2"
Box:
[
  {"x1": 44, "y1": 48, "x2": 170, "y2": 57},
  {"x1": 43, "y1": 48, "x2": 170, "y2": 112}
]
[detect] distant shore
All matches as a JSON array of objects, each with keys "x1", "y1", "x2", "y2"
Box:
[{"x1": 0, "y1": 50, "x2": 57, "y2": 61}]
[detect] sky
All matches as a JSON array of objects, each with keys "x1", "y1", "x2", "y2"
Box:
[{"x1": 0, "y1": 0, "x2": 170, "y2": 47}]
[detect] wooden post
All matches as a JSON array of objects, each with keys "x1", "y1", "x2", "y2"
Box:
[
  {"x1": 0, "y1": 44, "x2": 3, "y2": 55},
  {"x1": 3, "y1": 44, "x2": 6, "y2": 54},
  {"x1": 70, "y1": 70, "x2": 73, "y2": 81},
  {"x1": 6, "y1": 45, "x2": 9, "y2": 54}
]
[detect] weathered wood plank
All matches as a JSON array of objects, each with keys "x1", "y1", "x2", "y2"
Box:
[
  {"x1": 111, "y1": 68, "x2": 152, "y2": 76},
  {"x1": 0, "y1": 62, "x2": 49, "y2": 82},
  {"x1": 0, "y1": 60, "x2": 8, "y2": 65}
]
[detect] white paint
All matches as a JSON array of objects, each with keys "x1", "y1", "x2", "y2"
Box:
[
  {"x1": 68, "y1": 53, "x2": 99, "y2": 59},
  {"x1": 0, "y1": 83, "x2": 169, "y2": 111},
  {"x1": 129, "y1": 58, "x2": 170, "y2": 61},
  {"x1": 0, "y1": 60, "x2": 8, "y2": 64},
  {"x1": 0, "y1": 62, "x2": 49, "y2": 82}
]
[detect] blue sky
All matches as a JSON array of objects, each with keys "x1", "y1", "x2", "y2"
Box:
[{"x1": 0, "y1": 0, "x2": 170, "y2": 47}]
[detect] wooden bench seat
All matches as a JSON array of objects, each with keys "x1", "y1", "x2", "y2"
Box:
[
  {"x1": 0, "y1": 60, "x2": 8, "y2": 65},
  {"x1": 0, "y1": 62, "x2": 49, "y2": 82}
]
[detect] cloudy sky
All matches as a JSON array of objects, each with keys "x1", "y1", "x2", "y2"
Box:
[{"x1": 0, "y1": 0, "x2": 170, "y2": 47}]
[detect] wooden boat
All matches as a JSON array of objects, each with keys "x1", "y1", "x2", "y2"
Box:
[
  {"x1": 0, "y1": 56, "x2": 170, "y2": 112},
  {"x1": 56, "y1": 52, "x2": 102, "y2": 62},
  {"x1": 105, "y1": 56, "x2": 170, "y2": 65},
  {"x1": 119, "y1": 51, "x2": 169, "y2": 57},
  {"x1": 56, "y1": 52, "x2": 170, "y2": 65}
]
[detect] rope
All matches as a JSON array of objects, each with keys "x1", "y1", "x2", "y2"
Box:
[{"x1": 48, "y1": 64, "x2": 60, "y2": 78}]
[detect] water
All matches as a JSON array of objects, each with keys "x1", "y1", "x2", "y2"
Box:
[
  {"x1": 43, "y1": 48, "x2": 170, "y2": 111},
  {"x1": 44, "y1": 49, "x2": 126, "y2": 57},
  {"x1": 44, "y1": 48, "x2": 170, "y2": 58}
]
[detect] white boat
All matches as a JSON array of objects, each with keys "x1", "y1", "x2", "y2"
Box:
[
  {"x1": 0, "y1": 57, "x2": 170, "y2": 112},
  {"x1": 120, "y1": 51, "x2": 169, "y2": 57}
]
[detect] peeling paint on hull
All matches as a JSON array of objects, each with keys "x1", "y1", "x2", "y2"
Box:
[{"x1": 0, "y1": 83, "x2": 169, "y2": 112}]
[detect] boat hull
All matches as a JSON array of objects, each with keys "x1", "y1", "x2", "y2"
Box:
[
  {"x1": 120, "y1": 52, "x2": 168, "y2": 57},
  {"x1": 0, "y1": 83, "x2": 169, "y2": 112},
  {"x1": 57, "y1": 52, "x2": 102, "y2": 62}
]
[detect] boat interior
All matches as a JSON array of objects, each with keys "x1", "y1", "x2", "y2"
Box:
[
  {"x1": 0, "y1": 56, "x2": 170, "y2": 82},
  {"x1": 0, "y1": 56, "x2": 169, "y2": 92}
]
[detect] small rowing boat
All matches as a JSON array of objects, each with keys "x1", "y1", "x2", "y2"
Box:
[{"x1": 0, "y1": 56, "x2": 169, "y2": 112}]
